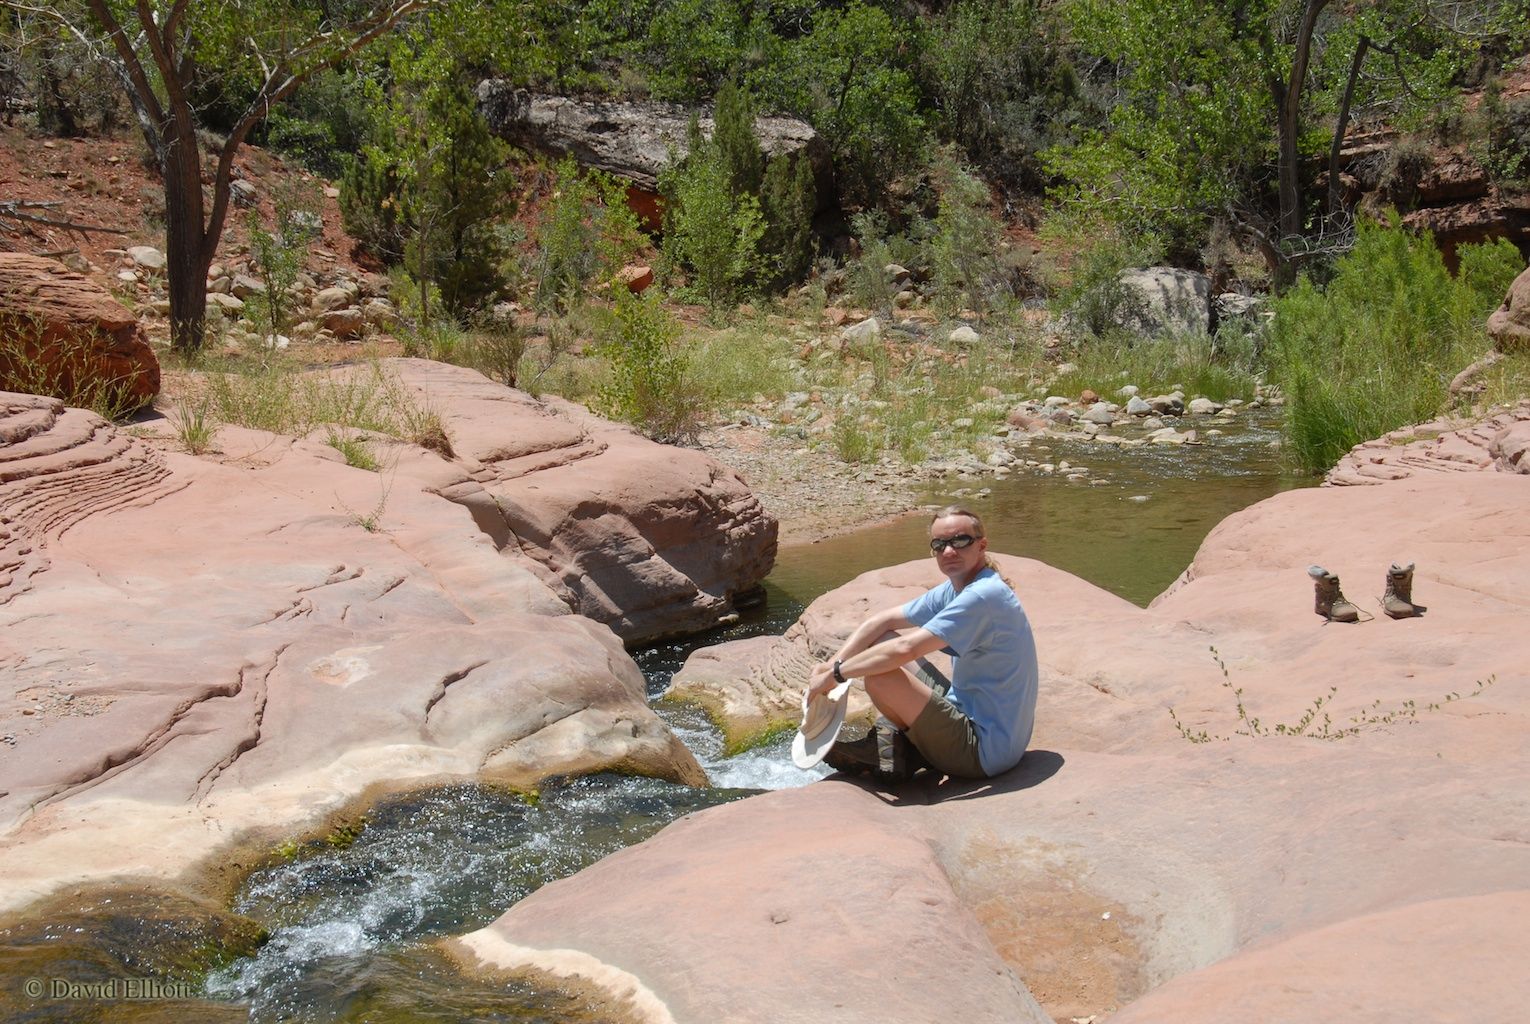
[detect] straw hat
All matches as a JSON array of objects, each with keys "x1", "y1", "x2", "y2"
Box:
[{"x1": 791, "y1": 679, "x2": 852, "y2": 768}]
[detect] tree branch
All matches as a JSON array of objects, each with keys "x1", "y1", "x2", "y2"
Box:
[
  {"x1": 205, "y1": 0, "x2": 431, "y2": 261},
  {"x1": 0, "y1": 199, "x2": 131, "y2": 236},
  {"x1": 79, "y1": 0, "x2": 168, "y2": 159}
]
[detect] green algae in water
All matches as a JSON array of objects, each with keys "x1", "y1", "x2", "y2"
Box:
[
  {"x1": 0, "y1": 887, "x2": 264, "y2": 1024},
  {"x1": 205, "y1": 775, "x2": 748, "y2": 1022}
]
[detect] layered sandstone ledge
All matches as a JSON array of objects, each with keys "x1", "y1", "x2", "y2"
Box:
[
  {"x1": 0, "y1": 363, "x2": 774, "y2": 912},
  {"x1": 458, "y1": 413, "x2": 1530, "y2": 1022}
]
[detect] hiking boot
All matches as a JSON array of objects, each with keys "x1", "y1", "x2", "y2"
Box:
[
  {"x1": 1382, "y1": 562, "x2": 1423, "y2": 618},
  {"x1": 824, "y1": 720, "x2": 927, "y2": 782},
  {"x1": 1308, "y1": 565, "x2": 1359, "y2": 623}
]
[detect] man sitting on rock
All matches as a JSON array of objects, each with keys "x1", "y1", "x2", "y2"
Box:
[{"x1": 805, "y1": 506, "x2": 1038, "y2": 781}]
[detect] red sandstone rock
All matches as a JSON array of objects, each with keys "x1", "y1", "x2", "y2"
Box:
[
  {"x1": 0, "y1": 362, "x2": 779, "y2": 909},
  {"x1": 0, "y1": 253, "x2": 159, "y2": 412},
  {"x1": 615, "y1": 264, "x2": 654, "y2": 293},
  {"x1": 1325, "y1": 400, "x2": 1530, "y2": 485},
  {"x1": 380, "y1": 359, "x2": 777, "y2": 644}
]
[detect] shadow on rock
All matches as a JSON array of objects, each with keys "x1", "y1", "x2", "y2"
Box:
[{"x1": 828, "y1": 749, "x2": 1066, "y2": 806}]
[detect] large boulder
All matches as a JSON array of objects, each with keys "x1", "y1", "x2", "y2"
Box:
[
  {"x1": 1115, "y1": 266, "x2": 1212, "y2": 337},
  {"x1": 0, "y1": 253, "x2": 159, "y2": 412},
  {"x1": 379, "y1": 359, "x2": 777, "y2": 644},
  {"x1": 475, "y1": 84, "x2": 827, "y2": 195},
  {"x1": 0, "y1": 358, "x2": 781, "y2": 909},
  {"x1": 1486, "y1": 264, "x2": 1530, "y2": 352},
  {"x1": 458, "y1": 437, "x2": 1530, "y2": 1023}
]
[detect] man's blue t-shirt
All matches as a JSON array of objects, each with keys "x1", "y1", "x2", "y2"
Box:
[{"x1": 901, "y1": 568, "x2": 1038, "y2": 776}]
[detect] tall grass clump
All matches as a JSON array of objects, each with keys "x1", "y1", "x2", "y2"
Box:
[
  {"x1": 1049, "y1": 331, "x2": 1260, "y2": 404},
  {"x1": 687, "y1": 320, "x2": 799, "y2": 412},
  {"x1": 205, "y1": 358, "x2": 450, "y2": 455},
  {"x1": 1267, "y1": 219, "x2": 1523, "y2": 472}
]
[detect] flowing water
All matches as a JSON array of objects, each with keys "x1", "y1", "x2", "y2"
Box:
[{"x1": 18, "y1": 412, "x2": 1313, "y2": 1021}]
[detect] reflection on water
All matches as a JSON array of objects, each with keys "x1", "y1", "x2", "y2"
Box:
[{"x1": 772, "y1": 411, "x2": 1312, "y2": 609}]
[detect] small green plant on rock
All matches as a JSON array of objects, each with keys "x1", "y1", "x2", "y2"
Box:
[
  {"x1": 1169, "y1": 646, "x2": 1496, "y2": 743},
  {"x1": 170, "y1": 399, "x2": 218, "y2": 454},
  {"x1": 326, "y1": 428, "x2": 378, "y2": 471}
]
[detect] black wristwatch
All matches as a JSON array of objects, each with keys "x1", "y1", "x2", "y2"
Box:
[{"x1": 832, "y1": 659, "x2": 846, "y2": 683}]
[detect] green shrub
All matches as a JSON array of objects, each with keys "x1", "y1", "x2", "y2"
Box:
[
  {"x1": 661, "y1": 118, "x2": 765, "y2": 310},
  {"x1": 1268, "y1": 219, "x2": 1523, "y2": 472},
  {"x1": 759, "y1": 152, "x2": 817, "y2": 290},
  {"x1": 534, "y1": 158, "x2": 647, "y2": 314},
  {"x1": 929, "y1": 151, "x2": 1006, "y2": 313},
  {"x1": 1467, "y1": 78, "x2": 1530, "y2": 189},
  {"x1": 594, "y1": 290, "x2": 703, "y2": 443},
  {"x1": 1045, "y1": 220, "x2": 1165, "y2": 340},
  {"x1": 245, "y1": 178, "x2": 323, "y2": 341}
]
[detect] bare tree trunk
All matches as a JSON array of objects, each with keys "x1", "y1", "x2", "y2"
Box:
[
  {"x1": 1273, "y1": 0, "x2": 1330, "y2": 290},
  {"x1": 1328, "y1": 35, "x2": 1371, "y2": 216},
  {"x1": 162, "y1": 115, "x2": 208, "y2": 355}
]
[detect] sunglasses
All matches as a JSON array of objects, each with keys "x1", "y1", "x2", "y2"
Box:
[{"x1": 929, "y1": 534, "x2": 978, "y2": 553}]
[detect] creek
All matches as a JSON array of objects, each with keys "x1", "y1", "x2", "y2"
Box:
[{"x1": 27, "y1": 413, "x2": 1314, "y2": 1021}]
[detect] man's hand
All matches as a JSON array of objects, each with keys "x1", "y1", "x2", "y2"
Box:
[{"x1": 805, "y1": 661, "x2": 839, "y2": 702}]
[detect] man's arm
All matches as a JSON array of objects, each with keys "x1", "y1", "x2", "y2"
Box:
[
  {"x1": 806, "y1": 604, "x2": 948, "y2": 700},
  {"x1": 832, "y1": 605, "x2": 914, "y2": 663}
]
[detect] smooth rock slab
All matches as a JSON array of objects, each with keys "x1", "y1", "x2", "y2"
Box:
[
  {"x1": 0, "y1": 372, "x2": 745, "y2": 909},
  {"x1": 522, "y1": 442, "x2": 1530, "y2": 1022},
  {"x1": 380, "y1": 360, "x2": 777, "y2": 643}
]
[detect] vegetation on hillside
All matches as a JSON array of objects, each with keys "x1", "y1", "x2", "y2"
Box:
[{"x1": 2, "y1": 0, "x2": 1527, "y2": 473}]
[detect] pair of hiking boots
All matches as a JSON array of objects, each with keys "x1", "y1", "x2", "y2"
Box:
[
  {"x1": 823, "y1": 718, "x2": 929, "y2": 782},
  {"x1": 1309, "y1": 563, "x2": 1424, "y2": 623}
]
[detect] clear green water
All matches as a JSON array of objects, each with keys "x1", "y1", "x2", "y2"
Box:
[{"x1": 5, "y1": 412, "x2": 1312, "y2": 1021}]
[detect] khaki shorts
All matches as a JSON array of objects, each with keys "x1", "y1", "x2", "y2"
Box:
[{"x1": 905, "y1": 657, "x2": 986, "y2": 779}]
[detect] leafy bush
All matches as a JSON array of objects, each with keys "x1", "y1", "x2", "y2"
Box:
[
  {"x1": 1267, "y1": 219, "x2": 1523, "y2": 472},
  {"x1": 1045, "y1": 222, "x2": 1165, "y2": 340},
  {"x1": 757, "y1": 1, "x2": 927, "y2": 209},
  {"x1": 759, "y1": 152, "x2": 817, "y2": 290},
  {"x1": 661, "y1": 118, "x2": 765, "y2": 310},
  {"x1": 594, "y1": 290, "x2": 702, "y2": 443},
  {"x1": 919, "y1": 0, "x2": 1085, "y2": 193},
  {"x1": 929, "y1": 152, "x2": 1007, "y2": 313},
  {"x1": 258, "y1": 70, "x2": 371, "y2": 178},
  {"x1": 245, "y1": 178, "x2": 324, "y2": 341},
  {"x1": 534, "y1": 157, "x2": 647, "y2": 314},
  {"x1": 844, "y1": 210, "x2": 927, "y2": 313},
  {"x1": 1468, "y1": 78, "x2": 1530, "y2": 189}
]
